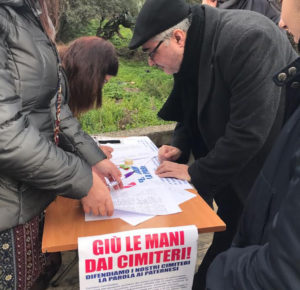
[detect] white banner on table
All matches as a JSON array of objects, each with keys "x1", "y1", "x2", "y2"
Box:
[{"x1": 78, "y1": 226, "x2": 198, "y2": 290}]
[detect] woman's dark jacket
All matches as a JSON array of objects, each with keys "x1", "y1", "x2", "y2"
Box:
[
  {"x1": 158, "y1": 6, "x2": 297, "y2": 203},
  {"x1": 206, "y1": 57, "x2": 300, "y2": 290},
  {"x1": 0, "y1": 0, "x2": 106, "y2": 231}
]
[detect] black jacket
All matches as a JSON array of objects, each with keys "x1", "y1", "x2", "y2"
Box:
[
  {"x1": 218, "y1": 0, "x2": 280, "y2": 23},
  {"x1": 0, "y1": 0, "x2": 106, "y2": 231},
  {"x1": 159, "y1": 6, "x2": 297, "y2": 203},
  {"x1": 206, "y1": 57, "x2": 300, "y2": 290}
]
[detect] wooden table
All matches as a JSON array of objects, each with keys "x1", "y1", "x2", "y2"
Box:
[{"x1": 42, "y1": 190, "x2": 225, "y2": 253}]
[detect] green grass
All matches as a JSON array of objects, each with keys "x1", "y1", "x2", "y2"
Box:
[
  {"x1": 75, "y1": 21, "x2": 174, "y2": 134},
  {"x1": 110, "y1": 26, "x2": 133, "y2": 50},
  {"x1": 79, "y1": 59, "x2": 174, "y2": 134}
]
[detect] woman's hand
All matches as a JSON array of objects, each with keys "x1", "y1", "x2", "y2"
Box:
[
  {"x1": 93, "y1": 159, "x2": 123, "y2": 189},
  {"x1": 81, "y1": 170, "x2": 114, "y2": 216},
  {"x1": 100, "y1": 145, "x2": 113, "y2": 159}
]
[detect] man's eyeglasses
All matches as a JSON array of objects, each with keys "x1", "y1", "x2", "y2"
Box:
[{"x1": 148, "y1": 40, "x2": 164, "y2": 60}]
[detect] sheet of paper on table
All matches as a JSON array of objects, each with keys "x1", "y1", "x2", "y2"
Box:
[
  {"x1": 111, "y1": 184, "x2": 181, "y2": 215},
  {"x1": 85, "y1": 187, "x2": 196, "y2": 226},
  {"x1": 86, "y1": 136, "x2": 196, "y2": 226},
  {"x1": 96, "y1": 136, "x2": 158, "y2": 163},
  {"x1": 105, "y1": 136, "x2": 193, "y2": 190}
]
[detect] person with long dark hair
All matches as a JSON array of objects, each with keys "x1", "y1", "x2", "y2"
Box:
[
  {"x1": 0, "y1": 1, "x2": 122, "y2": 289},
  {"x1": 60, "y1": 36, "x2": 119, "y2": 116},
  {"x1": 59, "y1": 36, "x2": 119, "y2": 158}
]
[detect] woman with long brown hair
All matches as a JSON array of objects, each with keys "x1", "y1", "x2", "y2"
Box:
[
  {"x1": 59, "y1": 36, "x2": 119, "y2": 158},
  {"x1": 0, "y1": 1, "x2": 122, "y2": 289},
  {"x1": 60, "y1": 36, "x2": 119, "y2": 116}
]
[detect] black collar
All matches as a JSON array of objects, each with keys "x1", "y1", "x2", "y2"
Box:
[{"x1": 158, "y1": 5, "x2": 205, "y2": 122}]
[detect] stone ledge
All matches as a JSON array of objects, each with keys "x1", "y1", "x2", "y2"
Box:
[{"x1": 94, "y1": 123, "x2": 176, "y2": 148}]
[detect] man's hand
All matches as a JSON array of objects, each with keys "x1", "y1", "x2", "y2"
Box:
[
  {"x1": 81, "y1": 170, "x2": 114, "y2": 216},
  {"x1": 155, "y1": 161, "x2": 191, "y2": 181},
  {"x1": 100, "y1": 145, "x2": 113, "y2": 159},
  {"x1": 93, "y1": 159, "x2": 123, "y2": 189},
  {"x1": 158, "y1": 145, "x2": 182, "y2": 163}
]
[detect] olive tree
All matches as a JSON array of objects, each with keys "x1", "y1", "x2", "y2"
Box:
[{"x1": 53, "y1": 0, "x2": 141, "y2": 42}]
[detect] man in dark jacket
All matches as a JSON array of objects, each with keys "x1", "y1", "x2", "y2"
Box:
[
  {"x1": 129, "y1": 0, "x2": 297, "y2": 289},
  {"x1": 206, "y1": 0, "x2": 300, "y2": 288},
  {"x1": 203, "y1": 0, "x2": 280, "y2": 23}
]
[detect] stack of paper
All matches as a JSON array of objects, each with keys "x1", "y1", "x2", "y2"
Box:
[{"x1": 86, "y1": 136, "x2": 195, "y2": 225}]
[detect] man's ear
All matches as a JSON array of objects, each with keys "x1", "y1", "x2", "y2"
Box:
[{"x1": 173, "y1": 29, "x2": 187, "y2": 47}]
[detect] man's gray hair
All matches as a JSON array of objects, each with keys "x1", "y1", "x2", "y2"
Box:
[{"x1": 152, "y1": 17, "x2": 191, "y2": 42}]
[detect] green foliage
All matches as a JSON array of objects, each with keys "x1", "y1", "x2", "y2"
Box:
[
  {"x1": 110, "y1": 26, "x2": 133, "y2": 50},
  {"x1": 77, "y1": 19, "x2": 99, "y2": 37},
  {"x1": 79, "y1": 60, "x2": 173, "y2": 134},
  {"x1": 57, "y1": 0, "x2": 140, "y2": 42},
  {"x1": 56, "y1": 0, "x2": 97, "y2": 42}
]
